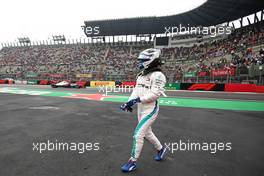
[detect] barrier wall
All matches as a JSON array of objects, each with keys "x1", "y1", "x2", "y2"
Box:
[
  {"x1": 27, "y1": 80, "x2": 38, "y2": 85},
  {"x1": 15, "y1": 80, "x2": 27, "y2": 84},
  {"x1": 39, "y1": 80, "x2": 49, "y2": 85},
  {"x1": 120, "y1": 82, "x2": 136, "y2": 87},
  {"x1": 180, "y1": 83, "x2": 225, "y2": 91},
  {"x1": 224, "y1": 84, "x2": 256, "y2": 92},
  {"x1": 0, "y1": 80, "x2": 7, "y2": 84},
  {"x1": 165, "y1": 83, "x2": 180, "y2": 90},
  {"x1": 76, "y1": 81, "x2": 87, "y2": 88},
  {"x1": 225, "y1": 84, "x2": 264, "y2": 93},
  {"x1": 1, "y1": 79, "x2": 263, "y2": 93},
  {"x1": 90, "y1": 81, "x2": 115, "y2": 87},
  {"x1": 0, "y1": 80, "x2": 14, "y2": 84},
  {"x1": 256, "y1": 86, "x2": 264, "y2": 93}
]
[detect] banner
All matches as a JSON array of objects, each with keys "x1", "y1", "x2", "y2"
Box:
[
  {"x1": 76, "y1": 74, "x2": 92, "y2": 78},
  {"x1": 39, "y1": 80, "x2": 49, "y2": 85},
  {"x1": 211, "y1": 68, "x2": 234, "y2": 77},
  {"x1": 224, "y1": 84, "x2": 256, "y2": 92},
  {"x1": 121, "y1": 82, "x2": 136, "y2": 87},
  {"x1": 256, "y1": 85, "x2": 264, "y2": 93},
  {"x1": 8, "y1": 80, "x2": 14, "y2": 84},
  {"x1": 188, "y1": 83, "x2": 216, "y2": 91},
  {"x1": 198, "y1": 71, "x2": 207, "y2": 77},
  {"x1": 0, "y1": 80, "x2": 7, "y2": 84},
  {"x1": 90, "y1": 81, "x2": 115, "y2": 87},
  {"x1": 183, "y1": 72, "x2": 196, "y2": 77},
  {"x1": 25, "y1": 72, "x2": 38, "y2": 78},
  {"x1": 76, "y1": 81, "x2": 87, "y2": 88},
  {"x1": 165, "y1": 83, "x2": 180, "y2": 90},
  {"x1": 15, "y1": 80, "x2": 27, "y2": 85},
  {"x1": 180, "y1": 83, "x2": 225, "y2": 91},
  {"x1": 27, "y1": 80, "x2": 38, "y2": 85}
]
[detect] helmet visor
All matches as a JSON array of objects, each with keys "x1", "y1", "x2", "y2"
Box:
[
  {"x1": 137, "y1": 58, "x2": 150, "y2": 69},
  {"x1": 138, "y1": 53, "x2": 151, "y2": 60}
]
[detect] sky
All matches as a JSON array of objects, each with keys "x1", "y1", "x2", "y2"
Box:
[{"x1": 0, "y1": 0, "x2": 207, "y2": 43}]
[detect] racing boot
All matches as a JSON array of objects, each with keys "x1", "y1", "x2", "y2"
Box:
[
  {"x1": 154, "y1": 146, "x2": 167, "y2": 161},
  {"x1": 121, "y1": 159, "x2": 136, "y2": 172}
]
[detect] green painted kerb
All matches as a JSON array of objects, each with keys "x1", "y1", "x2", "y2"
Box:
[
  {"x1": 1, "y1": 87, "x2": 264, "y2": 111},
  {"x1": 104, "y1": 96, "x2": 264, "y2": 111}
]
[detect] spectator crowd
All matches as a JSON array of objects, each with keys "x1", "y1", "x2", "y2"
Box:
[{"x1": 0, "y1": 22, "x2": 263, "y2": 82}]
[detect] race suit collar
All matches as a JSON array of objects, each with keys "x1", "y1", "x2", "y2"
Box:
[{"x1": 138, "y1": 67, "x2": 162, "y2": 76}]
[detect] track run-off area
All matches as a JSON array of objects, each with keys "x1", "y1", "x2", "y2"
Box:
[
  {"x1": 0, "y1": 84, "x2": 264, "y2": 176},
  {"x1": 0, "y1": 85, "x2": 264, "y2": 111}
]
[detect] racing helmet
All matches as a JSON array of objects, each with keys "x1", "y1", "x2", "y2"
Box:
[{"x1": 137, "y1": 48, "x2": 161, "y2": 69}]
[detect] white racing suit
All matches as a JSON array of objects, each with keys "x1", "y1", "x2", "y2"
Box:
[{"x1": 128, "y1": 71, "x2": 166, "y2": 160}]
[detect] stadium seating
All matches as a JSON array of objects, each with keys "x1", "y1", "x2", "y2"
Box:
[{"x1": 0, "y1": 23, "x2": 263, "y2": 83}]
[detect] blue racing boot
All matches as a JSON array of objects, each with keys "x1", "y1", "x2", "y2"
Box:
[
  {"x1": 121, "y1": 160, "x2": 136, "y2": 172},
  {"x1": 154, "y1": 146, "x2": 167, "y2": 161}
]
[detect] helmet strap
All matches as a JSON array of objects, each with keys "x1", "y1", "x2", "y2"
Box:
[{"x1": 142, "y1": 66, "x2": 162, "y2": 76}]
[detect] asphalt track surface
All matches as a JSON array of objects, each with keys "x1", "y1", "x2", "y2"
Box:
[
  {"x1": 0, "y1": 85, "x2": 264, "y2": 176},
  {"x1": 3, "y1": 84, "x2": 264, "y2": 101}
]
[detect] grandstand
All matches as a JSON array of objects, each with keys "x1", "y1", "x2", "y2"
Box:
[{"x1": 0, "y1": 0, "x2": 263, "y2": 85}]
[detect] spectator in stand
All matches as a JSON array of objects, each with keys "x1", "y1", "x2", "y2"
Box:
[{"x1": 0, "y1": 22, "x2": 263, "y2": 81}]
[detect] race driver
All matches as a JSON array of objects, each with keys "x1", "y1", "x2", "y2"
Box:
[{"x1": 120, "y1": 48, "x2": 167, "y2": 172}]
